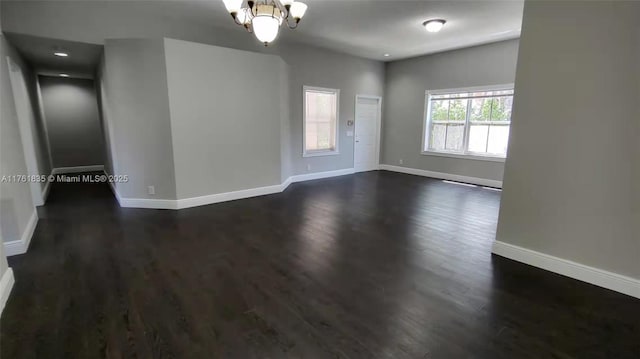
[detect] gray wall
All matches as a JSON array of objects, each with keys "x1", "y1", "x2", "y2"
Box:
[
  {"x1": 0, "y1": 35, "x2": 37, "y2": 248},
  {"x1": 382, "y1": 39, "x2": 519, "y2": 182},
  {"x1": 0, "y1": 8, "x2": 7, "y2": 287},
  {"x1": 1, "y1": 35, "x2": 51, "y2": 193},
  {"x1": 278, "y1": 43, "x2": 385, "y2": 175},
  {"x1": 164, "y1": 39, "x2": 286, "y2": 198},
  {"x1": 496, "y1": 1, "x2": 640, "y2": 279},
  {"x1": 39, "y1": 76, "x2": 104, "y2": 168},
  {"x1": 95, "y1": 54, "x2": 115, "y2": 176},
  {"x1": 1, "y1": 0, "x2": 385, "y2": 180},
  {"x1": 100, "y1": 38, "x2": 176, "y2": 199}
]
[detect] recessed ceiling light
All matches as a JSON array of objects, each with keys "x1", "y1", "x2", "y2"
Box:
[
  {"x1": 59, "y1": 74, "x2": 69, "y2": 77},
  {"x1": 383, "y1": 53, "x2": 390, "y2": 57},
  {"x1": 54, "y1": 52, "x2": 68, "y2": 57},
  {"x1": 423, "y1": 19, "x2": 446, "y2": 33}
]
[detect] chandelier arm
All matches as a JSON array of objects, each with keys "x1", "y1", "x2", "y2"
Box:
[
  {"x1": 230, "y1": 12, "x2": 244, "y2": 26},
  {"x1": 286, "y1": 17, "x2": 300, "y2": 29}
]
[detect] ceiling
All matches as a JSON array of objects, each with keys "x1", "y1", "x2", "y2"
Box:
[
  {"x1": 1, "y1": 0, "x2": 523, "y2": 62},
  {"x1": 226, "y1": 0, "x2": 525, "y2": 60},
  {"x1": 4, "y1": 33, "x2": 103, "y2": 78}
]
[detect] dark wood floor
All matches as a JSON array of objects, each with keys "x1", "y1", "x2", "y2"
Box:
[{"x1": 1, "y1": 171, "x2": 638, "y2": 358}]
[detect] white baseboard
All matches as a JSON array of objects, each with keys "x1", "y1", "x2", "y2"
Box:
[
  {"x1": 116, "y1": 197, "x2": 176, "y2": 210},
  {"x1": 0, "y1": 268, "x2": 15, "y2": 318},
  {"x1": 492, "y1": 241, "x2": 640, "y2": 299},
  {"x1": 3, "y1": 209, "x2": 38, "y2": 257},
  {"x1": 175, "y1": 182, "x2": 286, "y2": 210},
  {"x1": 379, "y1": 164, "x2": 502, "y2": 188},
  {"x1": 112, "y1": 168, "x2": 355, "y2": 210},
  {"x1": 289, "y1": 168, "x2": 355, "y2": 183},
  {"x1": 51, "y1": 165, "x2": 104, "y2": 175}
]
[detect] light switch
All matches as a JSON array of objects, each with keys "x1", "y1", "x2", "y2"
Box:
[{"x1": 346, "y1": 131, "x2": 354, "y2": 137}]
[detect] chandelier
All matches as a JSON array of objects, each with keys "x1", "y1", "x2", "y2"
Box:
[{"x1": 222, "y1": 0, "x2": 308, "y2": 46}]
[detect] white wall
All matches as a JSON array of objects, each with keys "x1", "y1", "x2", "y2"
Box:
[
  {"x1": 164, "y1": 39, "x2": 286, "y2": 199},
  {"x1": 100, "y1": 38, "x2": 177, "y2": 200},
  {"x1": 496, "y1": 1, "x2": 640, "y2": 279},
  {"x1": 39, "y1": 76, "x2": 104, "y2": 168},
  {"x1": 382, "y1": 39, "x2": 519, "y2": 182}
]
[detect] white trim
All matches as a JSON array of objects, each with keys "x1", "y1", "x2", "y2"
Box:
[
  {"x1": 112, "y1": 168, "x2": 356, "y2": 210},
  {"x1": 0, "y1": 268, "x2": 15, "y2": 318},
  {"x1": 492, "y1": 241, "x2": 640, "y2": 299},
  {"x1": 302, "y1": 150, "x2": 340, "y2": 158},
  {"x1": 302, "y1": 85, "x2": 340, "y2": 157},
  {"x1": 3, "y1": 209, "x2": 38, "y2": 256},
  {"x1": 421, "y1": 150, "x2": 506, "y2": 163},
  {"x1": 379, "y1": 164, "x2": 502, "y2": 188},
  {"x1": 119, "y1": 198, "x2": 179, "y2": 210},
  {"x1": 354, "y1": 95, "x2": 383, "y2": 173},
  {"x1": 289, "y1": 168, "x2": 355, "y2": 183},
  {"x1": 426, "y1": 83, "x2": 515, "y2": 96},
  {"x1": 51, "y1": 165, "x2": 104, "y2": 175},
  {"x1": 422, "y1": 83, "x2": 514, "y2": 159},
  {"x1": 175, "y1": 183, "x2": 286, "y2": 210}
]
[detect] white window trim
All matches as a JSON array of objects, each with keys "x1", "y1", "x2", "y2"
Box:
[
  {"x1": 421, "y1": 83, "x2": 514, "y2": 162},
  {"x1": 303, "y1": 85, "x2": 340, "y2": 157}
]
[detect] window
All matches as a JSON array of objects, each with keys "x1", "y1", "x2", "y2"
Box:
[
  {"x1": 303, "y1": 86, "x2": 339, "y2": 156},
  {"x1": 423, "y1": 86, "x2": 514, "y2": 159}
]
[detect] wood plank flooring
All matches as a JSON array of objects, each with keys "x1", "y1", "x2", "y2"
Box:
[{"x1": 1, "y1": 171, "x2": 638, "y2": 358}]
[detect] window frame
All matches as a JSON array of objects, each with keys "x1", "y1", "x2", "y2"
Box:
[
  {"x1": 303, "y1": 85, "x2": 340, "y2": 157},
  {"x1": 421, "y1": 84, "x2": 514, "y2": 162}
]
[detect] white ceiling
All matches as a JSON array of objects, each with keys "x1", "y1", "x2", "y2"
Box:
[{"x1": 1, "y1": 0, "x2": 523, "y2": 62}]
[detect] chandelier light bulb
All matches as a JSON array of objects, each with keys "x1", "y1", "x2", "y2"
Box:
[
  {"x1": 222, "y1": 0, "x2": 307, "y2": 46},
  {"x1": 253, "y1": 15, "x2": 280, "y2": 44}
]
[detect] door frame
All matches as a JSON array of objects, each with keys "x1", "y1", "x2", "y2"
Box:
[{"x1": 353, "y1": 94, "x2": 382, "y2": 172}]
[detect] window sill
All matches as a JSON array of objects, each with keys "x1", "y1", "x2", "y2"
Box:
[
  {"x1": 421, "y1": 151, "x2": 505, "y2": 163},
  {"x1": 303, "y1": 150, "x2": 340, "y2": 158}
]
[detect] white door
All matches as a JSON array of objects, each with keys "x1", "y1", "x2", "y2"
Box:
[{"x1": 354, "y1": 96, "x2": 380, "y2": 172}]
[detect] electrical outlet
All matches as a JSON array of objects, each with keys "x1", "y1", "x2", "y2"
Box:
[
  {"x1": 399, "y1": 159, "x2": 403, "y2": 165},
  {"x1": 147, "y1": 185, "x2": 155, "y2": 195},
  {"x1": 306, "y1": 164, "x2": 311, "y2": 171}
]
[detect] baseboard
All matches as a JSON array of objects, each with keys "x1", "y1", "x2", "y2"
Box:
[
  {"x1": 379, "y1": 164, "x2": 502, "y2": 188},
  {"x1": 118, "y1": 197, "x2": 178, "y2": 210},
  {"x1": 289, "y1": 168, "x2": 355, "y2": 183},
  {"x1": 175, "y1": 182, "x2": 286, "y2": 210},
  {"x1": 114, "y1": 168, "x2": 355, "y2": 210},
  {"x1": 51, "y1": 165, "x2": 104, "y2": 175},
  {"x1": 492, "y1": 241, "x2": 640, "y2": 299},
  {"x1": 3, "y1": 209, "x2": 38, "y2": 257},
  {"x1": 0, "y1": 268, "x2": 15, "y2": 318}
]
